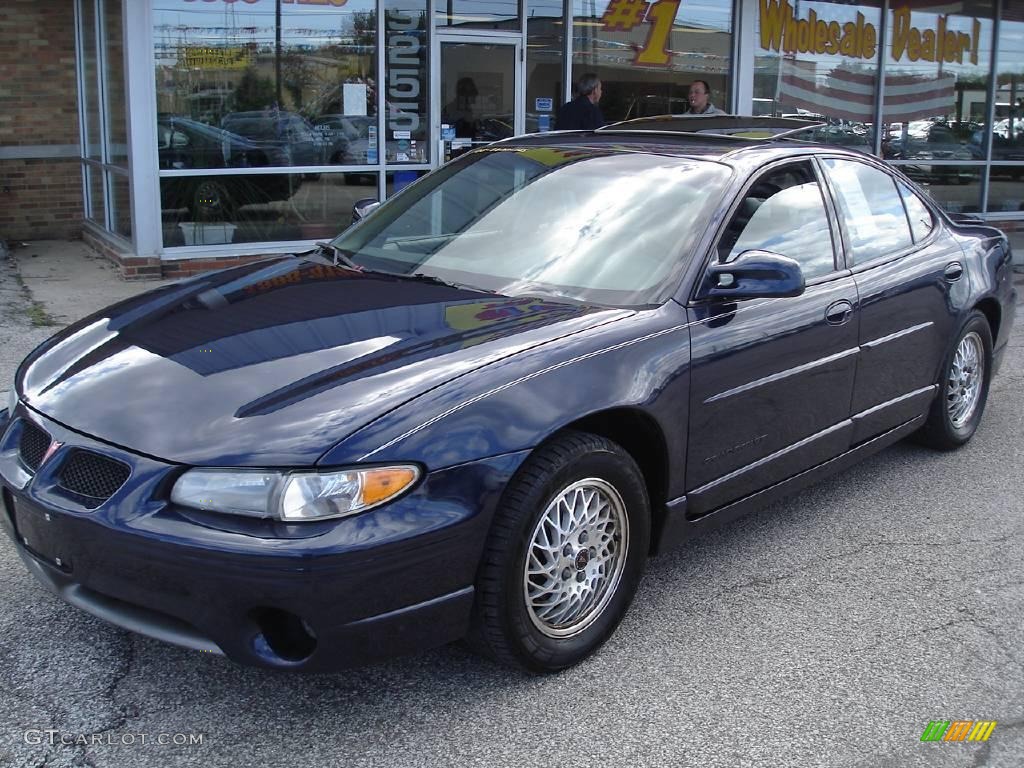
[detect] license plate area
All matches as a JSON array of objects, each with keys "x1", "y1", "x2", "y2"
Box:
[{"x1": 11, "y1": 496, "x2": 72, "y2": 572}]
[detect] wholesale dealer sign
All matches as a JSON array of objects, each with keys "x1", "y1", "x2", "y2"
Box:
[{"x1": 759, "y1": 0, "x2": 982, "y2": 65}]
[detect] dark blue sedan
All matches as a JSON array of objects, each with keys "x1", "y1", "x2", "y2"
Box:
[{"x1": 0, "y1": 118, "x2": 1016, "y2": 673}]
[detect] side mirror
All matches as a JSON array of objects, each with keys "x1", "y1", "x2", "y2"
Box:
[
  {"x1": 352, "y1": 197, "x2": 380, "y2": 222},
  {"x1": 702, "y1": 250, "x2": 805, "y2": 300}
]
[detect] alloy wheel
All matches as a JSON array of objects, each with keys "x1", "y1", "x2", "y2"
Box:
[
  {"x1": 947, "y1": 330, "x2": 984, "y2": 428},
  {"x1": 523, "y1": 478, "x2": 629, "y2": 639}
]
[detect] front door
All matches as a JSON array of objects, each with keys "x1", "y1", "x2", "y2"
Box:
[
  {"x1": 437, "y1": 39, "x2": 522, "y2": 160},
  {"x1": 685, "y1": 160, "x2": 860, "y2": 517}
]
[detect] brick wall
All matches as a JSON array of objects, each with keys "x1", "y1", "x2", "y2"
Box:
[{"x1": 0, "y1": 1, "x2": 83, "y2": 241}]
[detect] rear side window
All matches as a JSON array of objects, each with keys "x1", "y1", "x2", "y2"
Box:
[
  {"x1": 823, "y1": 158, "x2": 914, "y2": 264},
  {"x1": 899, "y1": 182, "x2": 935, "y2": 243}
]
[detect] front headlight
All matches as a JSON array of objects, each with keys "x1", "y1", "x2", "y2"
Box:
[{"x1": 170, "y1": 465, "x2": 420, "y2": 522}]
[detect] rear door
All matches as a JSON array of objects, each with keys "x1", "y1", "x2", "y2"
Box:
[
  {"x1": 818, "y1": 157, "x2": 959, "y2": 443},
  {"x1": 685, "y1": 159, "x2": 860, "y2": 516}
]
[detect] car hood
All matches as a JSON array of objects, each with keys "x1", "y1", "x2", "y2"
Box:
[{"x1": 19, "y1": 258, "x2": 628, "y2": 466}]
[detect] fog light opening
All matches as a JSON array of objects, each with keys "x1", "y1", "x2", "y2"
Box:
[{"x1": 250, "y1": 607, "x2": 318, "y2": 662}]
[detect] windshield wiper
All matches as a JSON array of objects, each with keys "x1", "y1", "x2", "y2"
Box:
[{"x1": 313, "y1": 241, "x2": 362, "y2": 271}]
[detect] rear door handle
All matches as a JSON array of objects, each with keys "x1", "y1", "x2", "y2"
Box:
[
  {"x1": 944, "y1": 262, "x2": 964, "y2": 281},
  {"x1": 825, "y1": 299, "x2": 854, "y2": 325}
]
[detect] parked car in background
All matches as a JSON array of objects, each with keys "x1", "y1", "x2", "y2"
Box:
[
  {"x1": 312, "y1": 114, "x2": 374, "y2": 163},
  {"x1": 2, "y1": 117, "x2": 1015, "y2": 674},
  {"x1": 883, "y1": 121, "x2": 981, "y2": 185},
  {"x1": 312, "y1": 114, "x2": 376, "y2": 184},
  {"x1": 993, "y1": 117, "x2": 1023, "y2": 140},
  {"x1": 157, "y1": 115, "x2": 299, "y2": 219},
  {"x1": 221, "y1": 110, "x2": 326, "y2": 169}
]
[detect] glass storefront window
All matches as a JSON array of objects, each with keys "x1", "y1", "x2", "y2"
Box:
[
  {"x1": 986, "y1": 166, "x2": 1024, "y2": 213},
  {"x1": 109, "y1": 170, "x2": 132, "y2": 239},
  {"x1": 384, "y1": 0, "x2": 429, "y2": 162},
  {"x1": 571, "y1": 0, "x2": 732, "y2": 124},
  {"x1": 104, "y1": 0, "x2": 128, "y2": 167},
  {"x1": 160, "y1": 172, "x2": 377, "y2": 246},
  {"x1": 436, "y1": 0, "x2": 519, "y2": 31},
  {"x1": 80, "y1": 0, "x2": 129, "y2": 241},
  {"x1": 526, "y1": 0, "x2": 563, "y2": 133},
  {"x1": 81, "y1": 0, "x2": 102, "y2": 161},
  {"x1": 86, "y1": 163, "x2": 105, "y2": 225},
  {"x1": 992, "y1": 9, "x2": 1024, "y2": 163},
  {"x1": 754, "y1": 1, "x2": 880, "y2": 152},
  {"x1": 152, "y1": 0, "x2": 378, "y2": 169},
  {"x1": 440, "y1": 42, "x2": 517, "y2": 156},
  {"x1": 909, "y1": 166, "x2": 983, "y2": 214},
  {"x1": 881, "y1": 1, "x2": 993, "y2": 197}
]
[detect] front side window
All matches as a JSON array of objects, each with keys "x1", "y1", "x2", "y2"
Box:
[
  {"x1": 333, "y1": 148, "x2": 732, "y2": 306},
  {"x1": 718, "y1": 162, "x2": 836, "y2": 280},
  {"x1": 823, "y1": 158, "x2": 914, "y2": 264}
]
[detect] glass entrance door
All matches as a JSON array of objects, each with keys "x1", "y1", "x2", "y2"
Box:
[{"x1": 438, "y1": 40, "x2": 522, "y2": 160}]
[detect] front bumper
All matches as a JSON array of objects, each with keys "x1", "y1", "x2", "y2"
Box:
[{"x1": 0, "y1": 406, "x2": 528, "y2": 671}]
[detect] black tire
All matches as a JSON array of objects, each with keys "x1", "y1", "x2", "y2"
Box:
[
  {"x1": 468, "y1": 431, "x2": 650, "y2": 673},
  {"x1": 916, "y1": 310, "x2": 993, "y2": 450}
]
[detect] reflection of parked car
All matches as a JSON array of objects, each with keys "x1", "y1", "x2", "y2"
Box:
[
  {"x1": 806, "y1": 124, "x2": 871, "y2": 150},
  {"x1": 157, "y1": 116, "x2": 298, "y2": 219},
  {"x1": 312, "y1": 115, "x2": 376, "y2": 184},
  {"x1": 221, "y1": 111, "x2": 326, "y2": 168},
  {"x1": 883, "y1": 123, "x2": 980, "y2": 185},
  {"x1": 994, "y1": 118, "x2": 1024, "y2": 140},
  {"x1": 4, "y1": 117, "x2": 1015, "y2": 673},
  {"x1": 312, "y1": 115, "x2": 374, "y2": 163}
]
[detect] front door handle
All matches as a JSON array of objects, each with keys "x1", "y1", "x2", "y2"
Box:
[
  {"x1": 944, "y1": 262, "x2": 964, "y2": 281},
  {"x1": 825, "y1": 299, "x2": 854, "y2": 325}
]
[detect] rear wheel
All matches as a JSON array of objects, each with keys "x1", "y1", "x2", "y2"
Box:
[
  {"x1": 916, "y1": 310, "x2": 993, "y2": 450},
  {"x1": 468, "y1": 431, "x2": 650, "y2": 673}
]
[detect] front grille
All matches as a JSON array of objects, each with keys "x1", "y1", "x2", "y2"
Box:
[
  {"x1": 19, "y1": 421, "x2": 50, "y2": 471},
  {"x1": 57, "y1": 450, "x2": 130, "y2": 508}
]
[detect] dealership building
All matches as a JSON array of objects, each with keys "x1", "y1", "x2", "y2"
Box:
[{"x1": 1, "y1": 0, "x2": 1022, "y2": 277}]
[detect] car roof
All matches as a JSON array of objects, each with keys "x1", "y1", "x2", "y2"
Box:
[{"x1": 494, "y1": 126, "x2": 875, "y2": 172}]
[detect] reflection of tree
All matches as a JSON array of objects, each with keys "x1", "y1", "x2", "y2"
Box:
[
  {"x1": 234, "y1": 68, "x2": 276, "y2": 111},
  {"x1": 352, "y1": 11, "x2": 376, "y2": 47},
  {"x1": 283, "y1": 51, "x2": 315, "y2": 107}
]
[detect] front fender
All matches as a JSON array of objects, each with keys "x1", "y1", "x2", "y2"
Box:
[{"x1": 320, "y1": 302, "x2": 693, "y2": 495}]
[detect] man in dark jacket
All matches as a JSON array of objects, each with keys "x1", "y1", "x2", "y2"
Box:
[{"x1": 555, "y1": 74, "x2": 604, "y2": 131}]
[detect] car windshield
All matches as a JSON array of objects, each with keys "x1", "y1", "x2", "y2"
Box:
[{"x1": 331, "y1": 146, "x2": 731, "y2": 306}]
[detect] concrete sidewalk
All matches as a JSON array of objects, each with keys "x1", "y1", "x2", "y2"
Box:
[{"x1": 11, "y1": 240, "x2": 175, "y2": 325}]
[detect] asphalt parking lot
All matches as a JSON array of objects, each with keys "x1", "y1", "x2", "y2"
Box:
[{"x1": 1, "y1": 249, "x2": 1022, "y2": 768}]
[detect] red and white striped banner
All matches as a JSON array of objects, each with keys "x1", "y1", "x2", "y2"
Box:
[{"x1": 778, "y1": 58, "x2": 956, "y2": 122}]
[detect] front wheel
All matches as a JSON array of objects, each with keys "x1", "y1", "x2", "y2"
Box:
[
  {"x1": 468, "y1": 431, "x2": 650, "y2": 673},
  {"x1": 916, "y1": 310, "x2": 993, "y2": 450}
]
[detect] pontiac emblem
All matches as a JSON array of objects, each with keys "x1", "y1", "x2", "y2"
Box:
[{"x1": 40, "y1": 440, "x2": 63, "y2": 466}]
